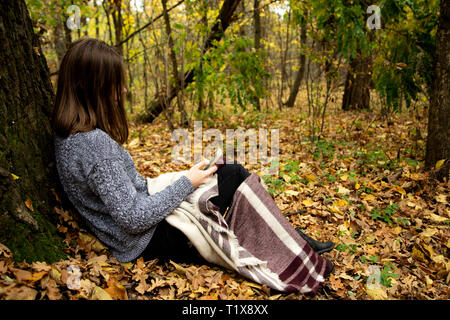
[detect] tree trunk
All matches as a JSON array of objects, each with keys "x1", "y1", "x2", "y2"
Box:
[
  {"x1": 279, "y1": 9, "x2": 290, "y2": 106},
  {"x1": 136, "y1": 0, "x2": 242, "y2": 123},
  {"x1": 253, "y1": 0, "x2": 261, "y2": 110},
  {"x1": 342, "y1": 53, "x2": 371, "y2": 111},
  {"x1": 112, "y1": 0, "x2": 124, "y2": 55},
  {"x1": 425, "y1": 0, "x2": 450, "y2": 181},
  {"x1": 161, "y1": 0, "x2": 188, "y2": 126},
  {"x1": 0, "y1": 0, "x2": 67, "y2": 263},
  {"x1": 284, "y1": 14, "x2": 307, "y2": 108}
]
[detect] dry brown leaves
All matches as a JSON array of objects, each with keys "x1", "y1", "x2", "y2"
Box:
[{"x1": 1, "y1": 108, "x2": 448, "y2": 300}]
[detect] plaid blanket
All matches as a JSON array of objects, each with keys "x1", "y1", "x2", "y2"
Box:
[{"x1": 146, "y1": 171, "x2": 326, "y2": 293}]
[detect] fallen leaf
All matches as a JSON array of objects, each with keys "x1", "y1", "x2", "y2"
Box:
[
  {"x1": 13, "y1": 269, "x2": 33, "y2": 282},
  {"x1": 391, "y1": 185, "x2": 406, "y2": 195},
  {"x1": 4, "y1": 286, "x2": 37, "y2": 300},
  {"x1": 435, "y1": 159, "x2": 445, "y2": 169},
  {"x1": 91, "y1": 286, "x2": 113, "y2": 300},
  {"x1": 420, "y1": 228, "x2": 438, "y2": 238},
  {"x1": 24, "y1": 199, "x2": 34, "y2": 212},
  {"x1": 435, "y1": 194, "x2": 447, "y2": 204},
  {"x1": 362, "y1": 194, "x2": 376, "y2": 201},
  {"x1": 412, "y1": 246, "x2": 427, "y2": 262},
  {"x1": 338, "y1": 185, "x2": 351, "y2": 195},
  {"x1": 285, "y1": 190, "x2": 299, "y2": 196},
  {"x1": 26, "y1": 271, "x2": 48, "y2": 282},
  {"x1": 366, "y1": 285, "x2": 388, "y2": 300},
  {"x1": 104, "y1": 278, "x2": 128, "y2": 300}
]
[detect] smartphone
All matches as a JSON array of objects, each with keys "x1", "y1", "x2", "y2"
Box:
[{"x1": 203, "y1": 148, "x2": 223, "y2": 170}]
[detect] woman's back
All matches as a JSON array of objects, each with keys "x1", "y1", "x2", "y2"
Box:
[{"x1": 54, "y1": 128, "x2": 193, "y2": 262}]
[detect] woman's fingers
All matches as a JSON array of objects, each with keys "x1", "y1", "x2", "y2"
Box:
[
  {"x1": 204, "y1": 164, "x2": 218, "y2": 176},
  {"x1": 196, "y1": 159, "x2": 209, "y2": 169}
]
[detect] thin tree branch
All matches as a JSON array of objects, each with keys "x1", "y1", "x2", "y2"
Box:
[{"x1": 117, "y1": 0, "x2": 185, "y2": 46}]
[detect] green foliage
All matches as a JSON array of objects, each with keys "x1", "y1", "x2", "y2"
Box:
[
  {"x1": 336, "y1": 243, "x2": 358, "y2": 254},
  {"x1": 226, "y1": 37, "x2": 270, "y2": 111},
  {"x1": 380, "y1": 262, "x2": 400, "y2": 287},
  {"x1": 372, "y1": 0, "x2": 439, "y2": 111},
  {"x1": 262, "y1": 159, "x2": 301, "y2": 196},
  {"x1": 311, "y1": 0, "x2": 370, "y2": 59},
  {"x1": 370, "y1": 203, "x2": 398, "y2": 223},
  {"x1": 191, "y1": 35, "x2": 269, "y2": 112}
]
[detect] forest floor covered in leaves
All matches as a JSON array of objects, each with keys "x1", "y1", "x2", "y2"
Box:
[{"x1": 0, "y1": 106, "x2": 449, "y2": 300}]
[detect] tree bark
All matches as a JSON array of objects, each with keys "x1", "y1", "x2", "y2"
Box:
[
  {"x1": 253, "y1": 0, "x2": 261, "y2": 110},
  {"x1": 284, "y1": 14, "x2": 307, "y2": 108},
  {"x1": 136, "y1": 0, "x2": 242, "y2": 123},
  {"x1": 341, "y1": 53, "x2": 372, "y2": 111},
  {"x1": 112, "y1": 0, "x2": 124, "y2": 55},
  {"x1": 0, "y1": 0, "x2": 67, "y2": 262},
  {"x1": 161, "y1": 0, "x2": 188, "y2": 126},
  {"x1": 425, "y1": 0, "x2": 450, "y2": 181}
]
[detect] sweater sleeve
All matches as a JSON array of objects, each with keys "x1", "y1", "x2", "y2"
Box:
[{"x1": 87, "y1": 158, "x2": 194, "y2": 234}]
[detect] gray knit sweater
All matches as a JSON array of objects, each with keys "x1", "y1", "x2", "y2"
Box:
[{"x1": 54, "y1": 128, "x2": 194, "y2": 262}]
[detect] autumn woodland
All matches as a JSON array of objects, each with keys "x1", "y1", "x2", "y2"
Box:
[{"x1": 0, "y1": 0, "x2": 449, "y2": 302}]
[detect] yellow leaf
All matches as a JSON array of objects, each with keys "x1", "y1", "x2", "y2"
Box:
[
  {"x1": 392, "y1": 226, "x2": 403, "y2": 235},
  {"x1": 120, "y1": 262, "x2": 133, "y2": 270},
  {"x1": 362, "y1": 194, "x2": 376, "y2": 201},
  {"x1": 412, "y1": 246, "x2": 426, "y2": 262},
  {"x1": 366, "y1": 285, "x2": 388, "y2": 300},
  {"x1": 365, "y1": 235, "x2": 376, "y2": 243},
  {"x1": 435, "y1": 159, "x2": 446, "y2": 169},
  {"x1": 11, "y1": 173, "x2": 20, "y2": 180},
  {"x1": 91, "y1": 286, "x2": 113, "y2": 300},
  {"x1": 25, "y1": 271, "x2": 48, "y2": 282},
  {"x1": 340, "y1": 174, "x2": 348, "y2": 181},
  {"x1": 431, "y1": 255, "x2": 445, "y2": 264},
  {"x1": 333, "y1": 199, "x2": 348, "y2": 207},
  {"x1": 435, "y1": 194, "x2": 447, "y2": 204},
  {"x1": 285, "y1": 190, "x2": 299, "y2": 196},
  {"x1": 128, "y1": 137, "x2": 140, "y2": 148},
  {"x1": 425, "y1": 275, "x2": 433, "y2": 288},
  {"x1": 421, "y1": 228, "x2": 438, "y2": 238},
  {"x1": 24, "y1": 199, "x2": 34, "y2": 212},
  {"x1": 338, "y1": 185, "x2": 351, "y2": 195},
  {"x1": 305, "y1": 174, "x2": 316, "y2": 181},
  {"x1": 302, "y1": 199, "x2": 313, "y2": 207},
  {"x1": 355, "y1": 183, "x2": 360, "y2": 190},
  {"x1": 391, "y1": 185, "x2": 406, "y2": 195},
  {"x1": 428, "y1": 213, "x2": 447, "y2": 223},
  {"x1": 328, "y1": 205, "x2": 343, "y2": 215}
]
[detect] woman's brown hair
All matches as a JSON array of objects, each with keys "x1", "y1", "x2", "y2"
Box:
[{"x1": 52, "y1": 37, "x2": 128, "y2": 145}]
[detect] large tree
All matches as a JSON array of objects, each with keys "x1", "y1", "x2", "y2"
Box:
[
  {"x1": 0, "y1": 0, "x2": 66, "y2": 262},
  {"x1": 425, "y1": 0, "x2": 450, "y2": 181}
]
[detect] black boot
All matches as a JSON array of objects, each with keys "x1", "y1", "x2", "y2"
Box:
[{"x1": 296, "y1": 229, "x2": 335, "y2": 255}]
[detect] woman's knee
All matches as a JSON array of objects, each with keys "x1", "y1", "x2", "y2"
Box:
[{"x1": 217, "y1": 163, "x2": 250, "y2": 185}]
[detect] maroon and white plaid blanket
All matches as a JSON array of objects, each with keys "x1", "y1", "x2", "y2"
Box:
[{"x1": 146, "y1": 171, "x2": 327, "y2": 294}]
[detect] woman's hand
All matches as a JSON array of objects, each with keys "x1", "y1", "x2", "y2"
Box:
[{"x1": 185, "y1": 160, "x2": 218, "y2": 189}]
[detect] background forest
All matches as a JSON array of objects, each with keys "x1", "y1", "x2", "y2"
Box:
[
  {"x1": 0, "y1": 0, "x2": 448, "y2": 301},
  {"x1": 28, "y1": 0, "x2": 439, "y2": 122}
]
